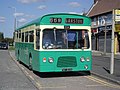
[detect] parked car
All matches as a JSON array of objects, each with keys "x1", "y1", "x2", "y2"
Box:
[{"x1": 0, "y1": 42, "x2": 8, "y2": 49}]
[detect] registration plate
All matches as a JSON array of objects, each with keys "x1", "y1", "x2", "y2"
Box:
[{"x1": 62, "y1": 68, "x2": 72, "y2": 72}]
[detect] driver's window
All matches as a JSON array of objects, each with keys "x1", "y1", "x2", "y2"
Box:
[{"x1": 42, "y1": 30, "x2": 54, "y2": 49}]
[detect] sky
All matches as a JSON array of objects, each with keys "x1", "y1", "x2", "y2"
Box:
[{"x1": 0, "y1": 0, "x2": 93, "y2": 38}]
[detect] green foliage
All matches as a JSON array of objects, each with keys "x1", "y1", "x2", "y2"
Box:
[
  {"x1": 0, "y1": 32, "x2": 4, "y2": 42},
  {"x1": 4, "y1": 38, "x2": 14, "y2": 43},
  {"x1": 0, "y1": 32, "x2": 14, "y2": 45},
  {"x1": 8, "y1": 46, "x2": 15, "y2": 50}
]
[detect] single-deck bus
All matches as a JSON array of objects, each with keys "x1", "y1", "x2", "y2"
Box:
[{"x1": 15, "y1": 13, "x2": 92, "y2": 72}]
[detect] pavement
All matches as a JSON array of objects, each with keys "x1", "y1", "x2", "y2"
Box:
[
  {"x1": 0, "y1": 50, "x2": 38, "y2": 90},
  {"x1": 8, "y1": 50, "x2": 40, "y2": 90},
  {"x1": 92, "y1": 50, "x2": 120, "y2": 85}
]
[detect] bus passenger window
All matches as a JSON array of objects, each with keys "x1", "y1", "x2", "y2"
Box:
[
  {"x1": 29, "y1": 31, "x2": 34, "y2": 42},
  {"x1": 19, "y1": 31, "x2": 21, "y2": 42},
  {"x1": 17, "y1": 31, "x2": 18, "y2": 39},
  {"x1": 14, "y1": 31, "x2": 18, "y2": 42},
  {"x1": 25, "y1": 32, "x2": 28, "y2": 42},
  {"x1": 22, "y1": 33, "x2": 24, "y2": 42},
  {"x1": 19, "y1": 31, "x2": 21, "y2": 38},
  {"x1": 36, "y1": 30, "x2": 40, "y2": 49}
]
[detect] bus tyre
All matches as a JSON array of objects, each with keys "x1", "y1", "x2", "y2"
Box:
[
  {"x1": 29, "y1": 57, "x2": 33, "y2": 70},
  {"x1": 84, "y1": 71, "x2": 91, "y2": 75}
]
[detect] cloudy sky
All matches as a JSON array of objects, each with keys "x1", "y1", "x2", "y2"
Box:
[{"x1": 0, "y1": 0, "x2": 93, "y2": 38}]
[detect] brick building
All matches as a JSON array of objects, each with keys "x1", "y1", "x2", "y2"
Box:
[{"x1": 87, "y1": 0, "x2": 120, "y2": 52}]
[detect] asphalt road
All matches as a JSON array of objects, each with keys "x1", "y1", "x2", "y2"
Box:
[
  {"x1": 0, "y1": 50, "x2": 38, "y2": 90},
  {"x1": 7, "y1": 50, "x2": 120, "y2": 90},
  {"x1": 92, "y1": 55, "x2": 120, "y2": 83}
]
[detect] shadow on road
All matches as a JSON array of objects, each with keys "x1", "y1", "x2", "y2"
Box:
[
  {"x1": 33, "y1": 71, "x2": 91, "y2": 78},
  {"x1": 103, "y1": 67, "x2": 110, "y2": 74},
  {"x1": 17, "y1": 60, "x2": 91, "y2": 78}
]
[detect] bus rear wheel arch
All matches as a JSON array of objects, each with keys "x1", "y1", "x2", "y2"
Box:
[
  {"x1": 17, "y1": 50, "x2": 20, "y2": 61},
  {"x1": 17, "y1": 50, "x2": 22, "y2": 64},
  {"x1": 29, "y1": 54, "x2": 33, "y2": 70}
]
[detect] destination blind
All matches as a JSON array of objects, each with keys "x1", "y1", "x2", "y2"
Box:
[{"x1": 50, "y1": 17, "x2": 83, "y2": 24}]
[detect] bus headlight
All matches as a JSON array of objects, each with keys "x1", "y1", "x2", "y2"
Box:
[
  {"x1": 80, "y1": 57, "x2": 85, "y2": 62},
  {"x1": 48, "y1": 57, "x2": 54, "y2": 63},
  {"x1": 86, "y1": 57, "x2": 90, "y2": 62}
]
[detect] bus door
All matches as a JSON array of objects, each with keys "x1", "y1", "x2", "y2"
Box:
[{"x1": 35, "y1": 29, "x2": 40, "y2": 50}]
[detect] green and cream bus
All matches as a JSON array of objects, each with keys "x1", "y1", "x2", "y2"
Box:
[{"x1": 15, "y1": 13, "x2": 92, "y2": 72}]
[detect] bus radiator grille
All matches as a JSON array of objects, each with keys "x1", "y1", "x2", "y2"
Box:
[{"x1": 57, "y1": 56, "x2": 77, "y2": 67}]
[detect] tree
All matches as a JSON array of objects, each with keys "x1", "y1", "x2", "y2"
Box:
[
  {"x1": 4, "y1": 37, "x2": 13, "y2": 43},
  {"x1": 0, "y1": 32, "x2": 4, "y2": 42}
]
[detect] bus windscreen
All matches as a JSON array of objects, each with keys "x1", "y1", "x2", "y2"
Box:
[{"x1": 42, "y1": 29, "x2": 89, "y2": 49}]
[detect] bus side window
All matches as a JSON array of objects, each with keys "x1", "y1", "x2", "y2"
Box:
[
  {"x1": 36, "y1": 29, "x2": 40, "y2": 49},
  {"x1": 22, "y1": 33, "x2": 24, "y2": 42},
  {"x1": 15, "y1": 31, "x2": 19, "y2": 42},
  {"x1": 14, "y1": 31, "x2": 18, "y2": 42},
  {"x1": 25, "y1": 32, "x2": 28, "y2": 42},
  {"x1": 19, "y1": 30, "x2": 21, "y2": 42},
  {"x1": 17, "y1": 31, "x2": 18, "y2": 39},
  {"x1": 29, "y1": 31, "x2": 34, "y2": 42}
]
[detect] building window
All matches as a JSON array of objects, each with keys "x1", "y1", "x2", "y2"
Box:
[
  {"x1": 92, "y1": 17, "x2": 97, "y2": 26},
  {"x1": 98, "y1": 16, "x2": 102, "y2": 26},
  {"x1": 106, "y1": 13, "x2": 112, "y2": 24}
]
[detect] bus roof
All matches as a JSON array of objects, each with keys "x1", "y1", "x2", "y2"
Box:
[{"x1": 16, "y1": 13, "x2": 91, "y2": 30}]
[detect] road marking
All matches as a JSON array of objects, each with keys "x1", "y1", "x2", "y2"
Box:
[
  {"x1": 24, "y1": 70, "x2": 29, "y2": 75},
  {"x1": 85, "y1": 76, "x2": 120, "y2": 89},
  {"x1": 86, "y1": 84, "x2": 105, "y2": 87},
  {"x1": 29, "y1": 75, "x2": 35, "y2": 81},
  {"x1": 21, "y1": 67, "x2": 25, "y2": 70},
  {"x1": 36, "y1": 82, "x2": 42, "y2": 88},
  {"x1": 40, "y1": 86, "x2": 66, "y2": 89}
]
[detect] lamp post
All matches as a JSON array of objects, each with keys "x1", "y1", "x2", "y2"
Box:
[
  {"x1": 110, "y1": 9, "x2": 115, "y2": 74},
  {"x1": 8, "y1": 6, "x2": 17, "y2": 31},
  {"x1": 9, "y1": 6, "x2": 17, "y2": 46},
  {"x1": 103, "y1": 16, "x2": 107, "y2": 55}
]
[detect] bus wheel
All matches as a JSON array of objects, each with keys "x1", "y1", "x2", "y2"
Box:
[
  {"x1": 29, "y1": 57, "x2": 33, "y2": 70},
  {"x1": 83, "y1": 71, "x2": 91, "y2": 75}
]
